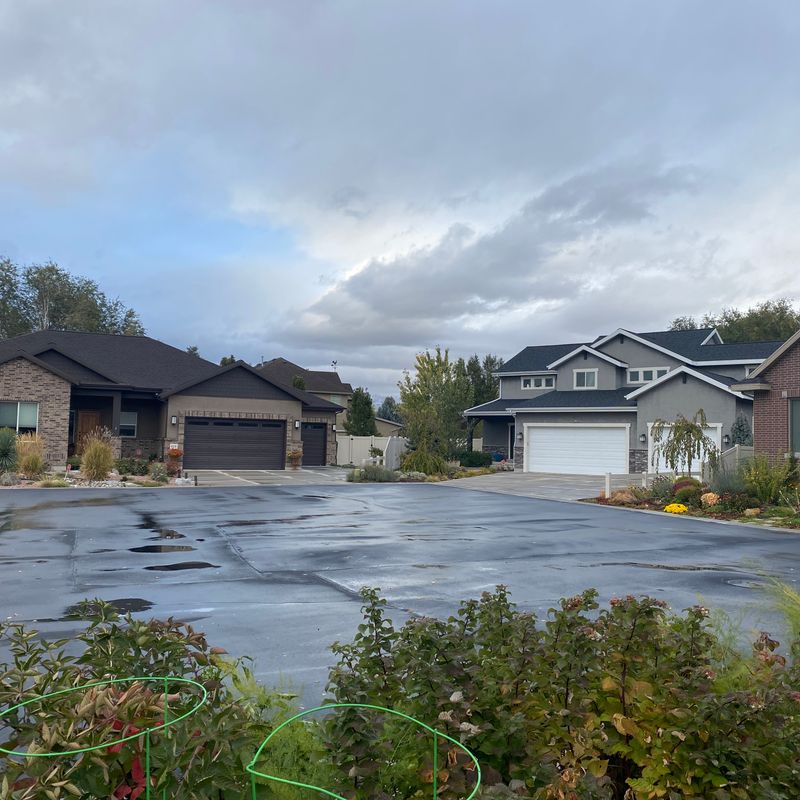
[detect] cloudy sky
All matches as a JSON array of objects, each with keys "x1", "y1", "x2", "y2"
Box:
[{"x1": 2, "y1": 2, "x2": 799, "y2": 398}]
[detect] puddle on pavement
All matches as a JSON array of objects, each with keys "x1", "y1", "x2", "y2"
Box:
[
  {"x1": 725, "y1": 578, "x2": 764, "y2": 589},
  {"x1": 137, "y1": 513, "x2": 160, "y2": 529},
  {"x1": 145, "y1": 561, "x2": 219, "y2": 571},
  {"x1": 412, "y1": 564, "x2": 447, "y2": 569},
  {"x1": 130, "y1": 545, "x2": 196, "y2": 554},
  {"x1": 597, "y1": 562, "x2": 741, "y2": 573},
  {"x1": 148, "y1": 529, "x2": 185, "y2": 539},
  {"x1": 89, "y1": 548, "x2": 115, "y2": 553},
  {"x1": 62, "y1": 597, "x2": 154, "y2": 616}
]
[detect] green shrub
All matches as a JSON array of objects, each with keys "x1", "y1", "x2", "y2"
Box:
[
  {"x1": 719, "y1": 492, "x2": 762, "y2": 513},
  {"x1": 115, "y1": 457, "x2": 149, "y2": 476},
  {"x1": 66, "y1": 454, "x2": 81, "y2": 470},
  {"x1": 148, "y1": 461, "x2": 169, "y2": 483},
  {"x1": 81, "y1": 433, "x2": 115, "y2": 481},
  {"x1": 674, "y1": 485, "x2": 702, "y2": 507},
  {"x1": 709, "y1": 464, "x2": 748, "y2": 495},
  {"x1": 458, "y1": 450, "x2": 493, "y2": 468},
  {"x1": 347, "y1": 465, "x2": 398, "y2": 483},
  {"x1": 743, "y1": 454, "x2": 792, "y2": 504},
  {"x1": 0, "y1": 427, "x2": 17, "y2": 473},
  {"x1": 401, "y1": 447, "x2": 447, "y2": 475},
  {"x1": 650, "y1": 474, "x2": 673, "y2": 503},
  {"x1": 0, "y1": 600, "x2": 326, "y2": 799},
  {"x1": 672, "y1": 476, "x2": 702, "y2": 494},
  {"x1": 16, "y1": 432, "x2": 46, "y2": 479},
  {"x1": 38, "y1": 478, "x2": 69, "y2": 488},
  {"x1": 327, "y1": 585, "x2": 800, "y2": 800}
]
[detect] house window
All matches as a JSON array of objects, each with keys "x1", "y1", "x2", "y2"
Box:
[
  {"x1": 0, "y1": 401, "x2": 39, "y2": 434},
  {"x1": 119, "y1": 411, "x2": 138, "y2": 438},
  {"x1": 573, "y1": 369, "x2": 597, "y2": 389},
  {"x1": 744, "y1": 365, "x2": 757, "y2": 378},
  {"x1": 521, "y1": 376, "x2": 555, "y2": 390},
  {"x1": 792, "y1": 399, "x2": 800, "y2": 455},
  {"x1": 627, "y1": 367, "x2": 669, "y2": 385}
]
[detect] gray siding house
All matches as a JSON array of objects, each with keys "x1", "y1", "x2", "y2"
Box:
[{"x1": 465, "y1": 327, "x2": 782, "y2": 475}]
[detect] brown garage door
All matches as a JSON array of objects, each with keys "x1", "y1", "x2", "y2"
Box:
[
  {"x1": 183, "y1": 418, "x2": 286, "y2": 469},
  {"x1": 301, "y1": 422, "x2": 327, "y2": 466}
]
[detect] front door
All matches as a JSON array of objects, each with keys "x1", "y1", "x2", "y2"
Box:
[{"x1": 76, "y1": 411, "x2": 102, "y2": 453}]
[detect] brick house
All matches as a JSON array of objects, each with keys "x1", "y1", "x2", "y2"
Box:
[
  {"x1": 732, "y1": 328, "x2": 800, "y2": 461},
  {"x1": 0, "y1": 331, "x2": 343, "y2": 469}
]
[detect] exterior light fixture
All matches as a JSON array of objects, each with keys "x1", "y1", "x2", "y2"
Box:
[
  {"x1": 294, "y1": 420, "x2": 301, "y2": 429},
  {"x1": 170, "y1": 415, "x2": 178, "y2": 425},
  {"x1": 332, "y1": 424, "x2": 337, "y2": 432},
  {"x1": 723, "y1": 434, "x2": 731, "y2": 445},
  {"x1": 516, "y1": 431, "x2": 523, "y2": 440},
  {"x1": 639, "y1": 433, "x2": 647, "y2": 443}
]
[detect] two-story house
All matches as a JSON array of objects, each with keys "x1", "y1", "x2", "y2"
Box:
[{"x1": 464, "y1": 327, "x2": 783, "y2": 475}]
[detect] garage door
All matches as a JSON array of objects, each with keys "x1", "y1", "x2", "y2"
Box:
[
  {"x1": 183, "y1": 418, "x2": 286, "y2": 469},
  {"x1": 526, "y1": 425, "x2": 628, "y2": 475},
  {"x1": 301, "y1": 422, "x2": 327, "y2": 466},
  {"x1": 648, "y1": 424, "x2": 720, "y2": 474}
]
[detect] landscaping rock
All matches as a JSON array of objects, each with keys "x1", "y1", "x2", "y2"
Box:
[
  {"x1": 743, "y1": 508, "x2": 762, "y2": 517},
  {"x1": 610, "y1": 490, "x2": 637, "y2": 504}
]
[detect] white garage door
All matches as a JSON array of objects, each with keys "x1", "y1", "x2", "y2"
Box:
[
  {"x1": 526, "y1": 425, "x2": 628, "y2": 475},
  {"x1": 648, "y1": 424, "x2": 721, "y2": 474}
]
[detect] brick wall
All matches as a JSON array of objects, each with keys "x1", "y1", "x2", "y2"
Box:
[
  {"x1": 121, "y1": 437, "x2": 164, "y2": 460},
  {"x1": 0, "y1": 358, "x2": 71, "y2": 466},
  {"x1": 753, "y1": 343, "x2": 800, "y2": 460}
]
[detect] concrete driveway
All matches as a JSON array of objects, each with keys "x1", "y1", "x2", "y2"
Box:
[
  {"x1": 1, "y1": 484, "x2": 797, "y2": 705},
  {"x1": 440, "y1": 470, "x2": 641, "y2": 500},
  {"x1": 185, "y1": 466, "x2": 350, "y2": 487}
]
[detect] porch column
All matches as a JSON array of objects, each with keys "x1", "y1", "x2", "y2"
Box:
[{"x1": 111, "y1": 392, "x2": 121, "y2": 436}]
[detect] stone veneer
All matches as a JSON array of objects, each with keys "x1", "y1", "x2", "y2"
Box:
[
  {"x1": 0, "y1": 357, "x2": 71, "y2": 466},
  {"x1": 121, "y1": 437, "x2": 164, "y2": 460},
  {"x1": 629, "y1": 448, "x2": 649, "y2": 473}
]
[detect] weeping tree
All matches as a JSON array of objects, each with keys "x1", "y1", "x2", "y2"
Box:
[{"x1": 650, "y1": 409, "x2": 720, "y2": 476}]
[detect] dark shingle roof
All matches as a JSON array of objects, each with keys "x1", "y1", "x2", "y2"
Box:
[
  {"x1": 497, "y1": 343, "x2": 587, "y2": 373},
  {"x1": 258, "y1": 358, "x2": 353, "y2": 394},
  {"x1": 637, "y1": 330, "x2": 783, "y2": 362},
  {"x1": 0, "y1": 330, "x2": 219, "y2": 390},
  {"x1": 465, "y1": 390, "x2": 635, "y2": 415}
]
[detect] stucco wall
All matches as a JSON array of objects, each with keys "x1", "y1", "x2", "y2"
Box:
[
  {"x1": 499, "y1": 376, "x2": 557, "y2": 400},
  {"x1": 596, "y1": 337, "x2": 684, "y2": 371},
  {"x1": 633, "y1": 375, "x2": 746, "y2": 443},
  {"x1": 481, "y1": 417, "x2": 513, "y2": 457},
  {"x1": 0, "y1": 358, "x2": 71, "y2": 466},
  {"x1": 553, "y1": 352, "x2": 622, "y2": 390}
]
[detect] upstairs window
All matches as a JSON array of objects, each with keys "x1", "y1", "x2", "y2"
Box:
[
  {"x1": 0, "y1": 401, "x2": 38, "y2": 434},
  {"x1": 628, "y1": 367, "x2": 669, "y2": 385},
  {"x1": 521, "y1": 376, "x2": 555, "y2": 390},
  {"x1": 574, "y1": 369, "x2": 597, "y2": 389}
]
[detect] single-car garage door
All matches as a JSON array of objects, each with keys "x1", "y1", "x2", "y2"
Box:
[
  {"x1": 183, "y1": 418, "x2": 286, "y2": 470},
  {"x1": 526, "y1": 425, "x2": 628, "y2": 475},
  {"x1": 301, "y1": 422, "x2": 327, "y2": 466}
]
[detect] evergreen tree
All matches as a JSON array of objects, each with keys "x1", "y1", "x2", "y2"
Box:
[
  {"x1": 345, "y1": 387, "x2": 378, "y2": 435},
  {"x1": 730, "y1": 414, "x2": 753, "y2": 446},
  {"x1": 376, "y1": 396, "x2": 401, "y2": 422}
]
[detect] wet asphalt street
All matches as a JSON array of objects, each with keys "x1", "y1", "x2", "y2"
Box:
[{"x1": 1, "y1": 484, "x2": 798, "y2": 704}]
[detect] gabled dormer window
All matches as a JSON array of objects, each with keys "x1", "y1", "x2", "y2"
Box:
[
  {"x1": 573, "y1": 369, "x2": 597, "y2": 389},
  {"x1": 521, "y1": 376, "x2": 555, "y2": 390},
  {"x1": 627, "y1": 367, "x2": 669, "y2": 385}
]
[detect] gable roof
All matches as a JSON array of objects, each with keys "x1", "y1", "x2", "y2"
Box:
[
  {"x1": 546, "y1": 345, "x2": 628, "y2": 369},
  {"x1": 258, "y1": 357, "x2": 353, "y2": 394},
  {"x1": 161, "y1": 360, "x2": 343, "y2": 410},
  {"x1": 624, "y1": 365, "x2": 749, "y2": 400},
  {"x1": 0, "y1": 330, "x2": 220, "y2": 391},
  {"x1": 464, "y1": 390, "x2": 635, "y2": 416},
  {"x1": 496, "y1": 342, "x2": 586, "y2": 374},
  {"x1": 738, "y1": 327, "x2": 800, "y2": 380},
  {"x1": 0, "y1": 351, "x2": 79, "y2": 384}
]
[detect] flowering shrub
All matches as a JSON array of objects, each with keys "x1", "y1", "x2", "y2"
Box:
[
  {"x1": 167, "y1": 446, "x2": 183, "y2": 459},
  {"x1": 701, "y1": 491, "x2": 721, "y2": 507},
  {"x1": 664, "y1": 502, "x2": 688, "y2": 514}
]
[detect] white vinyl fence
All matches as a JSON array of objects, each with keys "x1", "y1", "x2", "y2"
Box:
[{"x1": 336, "y1": 434, "x2": 409, "y2": 470}]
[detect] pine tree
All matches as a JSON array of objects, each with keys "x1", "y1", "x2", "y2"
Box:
[{"x1": 345, "y1": 387, "x2": 378, "y2": 436}]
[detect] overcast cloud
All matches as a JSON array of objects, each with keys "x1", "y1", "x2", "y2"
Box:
[{"x1": 1, "y1": 1, "x2": 799, "y2": 397}]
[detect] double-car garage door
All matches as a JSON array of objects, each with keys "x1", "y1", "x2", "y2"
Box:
[
  {"x1": 183, "y1": 417, "x2": 286, "y2": 470},
  {"x1": 525, "y1": 425, "x2": 628, "y2": 475}
]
